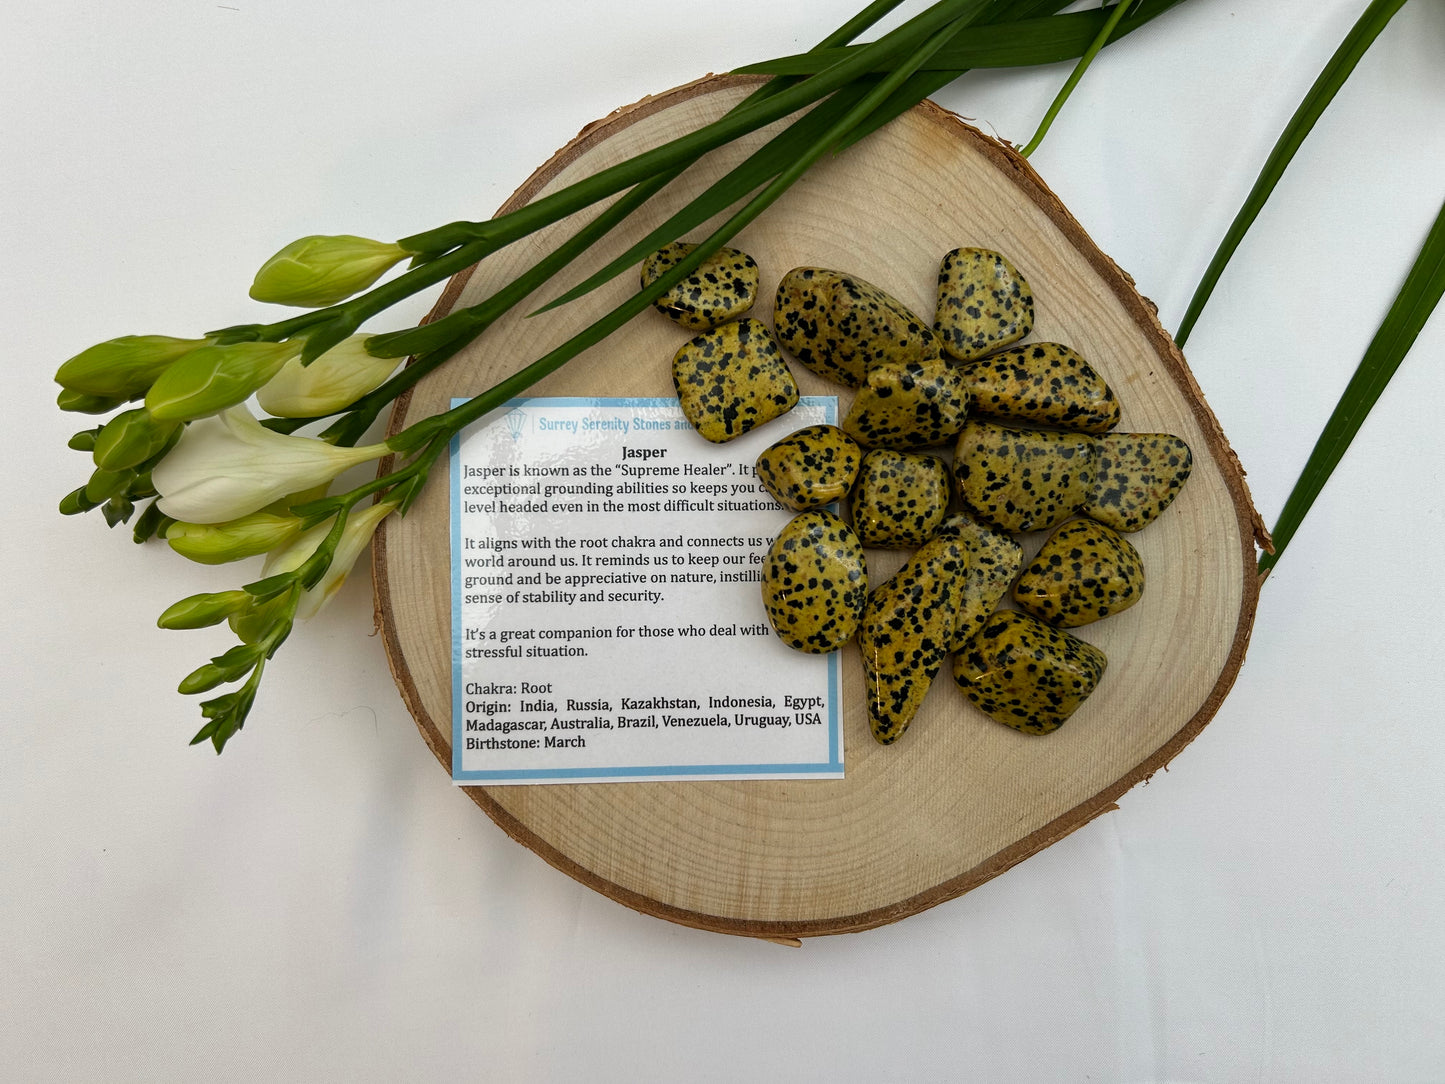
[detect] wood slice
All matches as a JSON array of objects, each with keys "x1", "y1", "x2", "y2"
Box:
[{"x1": 374, "y1": 75, "x2": 1266, "y2": 940}]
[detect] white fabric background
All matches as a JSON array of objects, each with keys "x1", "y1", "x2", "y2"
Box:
[{"x1": 4, "y1": 1, "x2": 1444, "y2": 1080}]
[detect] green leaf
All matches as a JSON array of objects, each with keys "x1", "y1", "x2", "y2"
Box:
[
  {"x1": 1175, "y1": 0, "x2": 1409, "y2": 346},
  {"x1": 360, "y1": 2, "x2": 917, "y2": 367},
  {"x1": 428, "y1": 2, "x2": 996, "y2": 449},
  {"x1": 1259, "y1": 195, "x2": 1445, "y2": 575},
  {"x1": 734, "y1": 0, "x2": 1188, "y2": 76}
]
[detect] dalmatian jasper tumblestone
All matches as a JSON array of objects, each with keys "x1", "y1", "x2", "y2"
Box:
[
  {"x1": 672, "y1": 317, "x2": 798, "y2": 444},
  {"x1": 952, "y1": 418, "x2": 1097, "y2": 533},
  {"x1": 952, "y1": 611, "x2": 1108, "y2": 735},
  {"x1": 840, "y1": 353, "x2": 970, "y2": 450},
  {"x1": 773, "y1": 267, "x2": 939, "y2": 389},
  {"x1": 859, "y1": 533, "x2": 965, "y2": 745},
  {"x1": 1013, "y1": 518, "x2": 1144, "y2": 628},
  {"x1": 934, "y1": 247, "x2": 1034, "y2": 362},
  {"x1": 850, "y1": 448, "x2": 950, "y2": 549},
  {"x1": 754, "y1": 424, "x2": 862, "y2": 512},
  {"x1": 935, "y1": 514, "x2": 1023, "y2": 651},
  {"x1": 641, "y1": 242, "x2": 760, "y2": 332},
  {"x1": 1083, "y1": 432, "x2": 1194, "y2": 533},
  {"x1": 958, "y1": 341, "x2": 1120, "y2": 434},
  {"x1": 761, "y1": 511, "x2": 869, "y2": 654}
]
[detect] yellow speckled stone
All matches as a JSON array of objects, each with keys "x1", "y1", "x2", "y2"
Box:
[
  {"x1": 1083, "y1": 432, "x2": 1193, "y2": 532},
  {"x1": 641, "y1": 242, "x2": 759, "y2": 331},
  {"x1": 952, "y1": 419, "x2": 1096, "y2": 533},
  {"x1": 773, "y1": 267, "x2": 939, "y2": 389},
  {"x1": 850, "y1": 449, "x2": 949, "y2": 549},
  {"x1": 859, "y1": 534, "x2": 964, "y2": 744},
  {"x1": 1013, "y1": 518, "x2": 1144, "y2": 628},
  {"x1": 840, "y1": 353, "x2": 970, "y2": 450},
  {"x1": 952, "y1": 611, "x2": 1107, "y2": 735},
  {"x1": 934, "y1": 247, "x2": 1034, "y2": 362},
  {"x1": 761, "y1": 511, "x2": 869, "y2": 653},
  {"x1": 754, "y1": 424, "x2": 861, "y2": 512},
  {"x1": 958, "y1": 342, "x2": 1119, "y2": 434},
  {"x1": 672, "y1": 318, "x2": 799, "y2": 444},
  {"x1": 936, "y1": 513, "x2": 1023, "y2": 650}
]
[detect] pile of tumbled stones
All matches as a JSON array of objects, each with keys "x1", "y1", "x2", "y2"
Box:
[{"x1": 644, "y1": 241, "x2": 1192, "y2": 745}]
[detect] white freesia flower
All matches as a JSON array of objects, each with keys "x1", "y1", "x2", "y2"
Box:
[
  {"x1": 152, "y1": 406, "x2": 389, "y2": 524},
  {"x1": 256, "y1": 335, "x2": 399, "y2": 418},
  {"x1": 261, "y1": 499, "x2": 398, "y2": 619}
]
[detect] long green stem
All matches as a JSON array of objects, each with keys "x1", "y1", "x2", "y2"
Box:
[
  {"x1": 1175, "y1": 0, "x2": 1409, "y2": 346},
  {"x1": 1019, "y1": 0, "x2": 1136, "y2": 158},
  {"x1": 1259, "y1": 194, "x2": 1445, "y2": 575}
]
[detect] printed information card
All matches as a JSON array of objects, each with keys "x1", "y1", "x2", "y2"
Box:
[{"x1": 450, "y1": 396, "x2": 843, "y2": 785}]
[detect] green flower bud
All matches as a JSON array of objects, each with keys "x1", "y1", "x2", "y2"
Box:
[
  {"x1": 58, "y1": 486, "x2": 101, "y2": 516},
  {"x1": 165, "y1": 511, "x2": 303, "y2": 565},
  {"x1": 68, "y1": 428, "x2": 101, "y2": 452},
  {"x1": 146, "y1": 341, "x2": 300, "y2": 423},
  {"x1": 84, "y1": 466, "x2": 135, "y2": 503},
  {"x1": 249, "y1": 235, "x2": 409, "y2": 308},
  {"x1": 56, "y1": 335, "x2": 209, "y2": 399},
  {"x1": 57, "y1": 389, "x2": 127, "y2": 415},
  {"x1": 179, "y1": 643, "x2": 265, "y2": 693},
  {"x1": 157, "y1": 589, "x2": 254, "y2": 630},
  {"x1": 178, "y1": 663, "x2": 228, "y2": 696},
  {"x1": 91, "y1": 408, "x2": 182, "y2": 472},
  {"x1": 256, "y1": 334, "x2": 399, "y2": 417}
]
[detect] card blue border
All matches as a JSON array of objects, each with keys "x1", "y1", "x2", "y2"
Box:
[{"x1": 450, "y1": 395, "x2": 842, "y2": 784}]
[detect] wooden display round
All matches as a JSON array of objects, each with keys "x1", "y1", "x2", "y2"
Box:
[{"x1": 374, "y1": 76, "x2": 1267, "y2": 942}]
